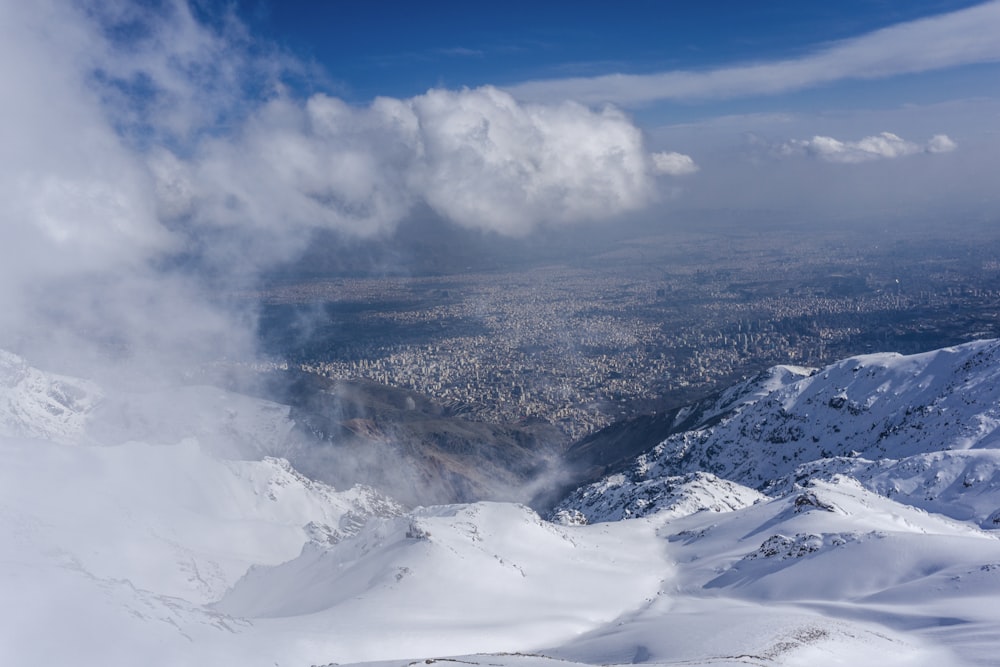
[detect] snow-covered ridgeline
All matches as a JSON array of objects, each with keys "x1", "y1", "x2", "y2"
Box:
[
  {"x1": 0, "y1": 347, "x2": 299, "y2": 458},
  {"x1": 0, "y1": 351, "x2": 670, "y2": 665},
  {"x1": 0, "y1": 348, "x2": 103, "y2": 443},
  {"x1": 558, "y1": 339, "x2": 1000, "y2": 524},
  {"x1": 551, "y1": 471, "x2": 766, "y2": 524},
  {"x1": 5, "y1": 342, "x2": 1000, "y2": 665},
  {"x1": 547, "y1": 476, "x2": 1000, "y2": 667}
]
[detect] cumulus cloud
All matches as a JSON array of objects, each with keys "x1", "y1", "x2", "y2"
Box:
[
  {"x1": 0, "y1": 1, "x2": 192, "y2": 376},
  {"x1": 507, "y1": 1, "x2": 1000, "y2": 106},
  {"x1": 0, "y1": 1, "x2": 673, "y2": 378},
  {"x1": 410, "y1": 88, "x2": 654, "y2": 234},
  {"x1": 926, "y1": 134, "x2": 958, "y2": 154},
  {"x1": 651, "y1": 151, "x2": 699, "y2": 176},
  {"x1": 776, "y1": 131, "x2": 957, "y2": 164},
  {"x1": 159, "y1": 86, "x2": 659, "y2": 242}
]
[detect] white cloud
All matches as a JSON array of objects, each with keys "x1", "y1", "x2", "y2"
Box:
[
  {"x1": 158, "y1": 86, "x2": 660, "y2": 240},
  {"x1": 927, "y1": 134, "x2": 958, "y2": 153},
  {"x1": 646, "y1": 97, "x2": 1000, "y2": 232},
  {"x1": 506, "y1": 1, "x2": 1000, "y2": 106},
  {"x1": 409, "y1": 87, "x2": 654, "y2": 234},
  {"x1": 651, "y1": 151, "x2": 699, "y2": 176},
  {"x1": 776, "y1": 131, "x2": 957, "y2": 163},
  {"x1": 0, "y1": 1, "x2": 283, "y2": 376},
  {"x1": 0, "y1": 1, "x2": 678, "y2": 377}
]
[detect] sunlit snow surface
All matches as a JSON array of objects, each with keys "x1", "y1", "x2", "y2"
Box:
[{"x1": 5, "y1": 342, "x2": 1000, "y2": 665}]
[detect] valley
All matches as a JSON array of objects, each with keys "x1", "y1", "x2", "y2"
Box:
[{"x1": 250, "y1": 224, "x2": 1000, "y2": 442}]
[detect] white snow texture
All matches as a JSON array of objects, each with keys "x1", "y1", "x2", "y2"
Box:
[{"x1": 5, "y1": 341, "x2": 1000, "y2": 665}]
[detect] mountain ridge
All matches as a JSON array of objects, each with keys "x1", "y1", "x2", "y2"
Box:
[
  {"x1": 554, "y1": 339, "x2": 1000, "y2": 526},
  {"x1": 5, "y1": 341, "x2": 1000, "y2": 665}
]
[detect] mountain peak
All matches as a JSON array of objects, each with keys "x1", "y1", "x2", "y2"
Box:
[{"x1": 0, "y1": 349, "x2": 103, "y2": 444}]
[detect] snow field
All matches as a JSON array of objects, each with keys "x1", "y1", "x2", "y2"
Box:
[{"x1": 6, "y1": 343, "x2": 1000, "y2": 665}]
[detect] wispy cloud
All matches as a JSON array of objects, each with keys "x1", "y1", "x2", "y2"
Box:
[
  {"x1": 506, "y1": 1, "x2": 1000, "y2": 106},
  {"x1": 651, "y1": 151, "x2": 699, "y2": 175},
  {"x1": 776, "y1": 132, "x2": 957, "y2": 163},
  {"x1": 434, "y1": 46, "x2": 485, "y2": 58},
  {"x1": 643, "y1": 93, "x2": 1000, "y2": 228}
]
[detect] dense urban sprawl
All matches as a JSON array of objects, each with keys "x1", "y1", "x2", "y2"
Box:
[{"x1": 249, "y1": 229, "x2": 1000, "y2": 439}]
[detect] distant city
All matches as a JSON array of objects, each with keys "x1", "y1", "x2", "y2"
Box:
[{"x1": 250, "y1": 226, "x2": 1000, "y2": 441}]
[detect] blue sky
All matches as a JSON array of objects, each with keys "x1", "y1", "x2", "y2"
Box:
[
  {"x1": 239, "y1": 1, "x2": 997, "y2": 113},
  {"x1": 219, "y1": 0, "x2": 1000, "y2": 233},
  {"x1": 238, "y1": 1, "x2": 980, "y2": 91}
]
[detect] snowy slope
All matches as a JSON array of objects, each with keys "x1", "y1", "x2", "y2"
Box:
[
  {"x1": 0, "y1": 348, "x2": 103, "y2": 442},
  {"x1": 537, "y1": 340, "x2": 1000, "y2": 665},
  {"x1": 684, "y1": 340, "x2": 1000, "y2": 484},
  {"x1": 668, "y1": 363, "x2": 817, "y2": 434},
  {"x1": 7, "y1": 343, "x2": 1000, "y2": 666},
  {"x1": 775, "y1": 449, "x2": 1000, "y2": 529},
  {"x1": 0, "y1": 352, "x2": 407, "y2": 665},
  {"x1": 1, "y1": 348, "x2": 298, "y2": 457},
  {"x1": 0, "y1": 435, "x2": 403, "y2": 602},
  {"x1": 563, "y1": 340, "x2": 1000, "y2": 516},
  {"x1": 0, "y1": 433, "x2": 409, "y2": 666},
  {"x1": 337, "y1": 477, "x2": 999, "y2": 667},
  {"x1": 550, "y1": 471, "x2": 766, "y2": 524},
  {"x1": 639, "y1": 477, "x2": 1000, "y2": 666},
  {"x1": 216, "y1": 502, "x2": 668, "y2": 664},
  {"x1": 341, "y1": 478, "x2": 1000, "y2": 667},
  {"x1": 0, "y1": 353, "x2": 670, "y2": 666},
  {"x1": 0, "y1": 435, "x2": 666, "y2": 666}
]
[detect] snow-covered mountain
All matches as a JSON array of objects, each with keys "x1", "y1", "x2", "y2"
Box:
[
  {"x1": 5, "y1": 342, "x2": 1000, "y2": 666},
  {"x1": 556, "y1": 339, "x2": 1000, "y2": 525},
  {"x1": 551, "y1": 471, "x2": 767, "y2": 524},
  {"x1": 0, "y1": 348, "x2": 103, "y2": 443}
]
